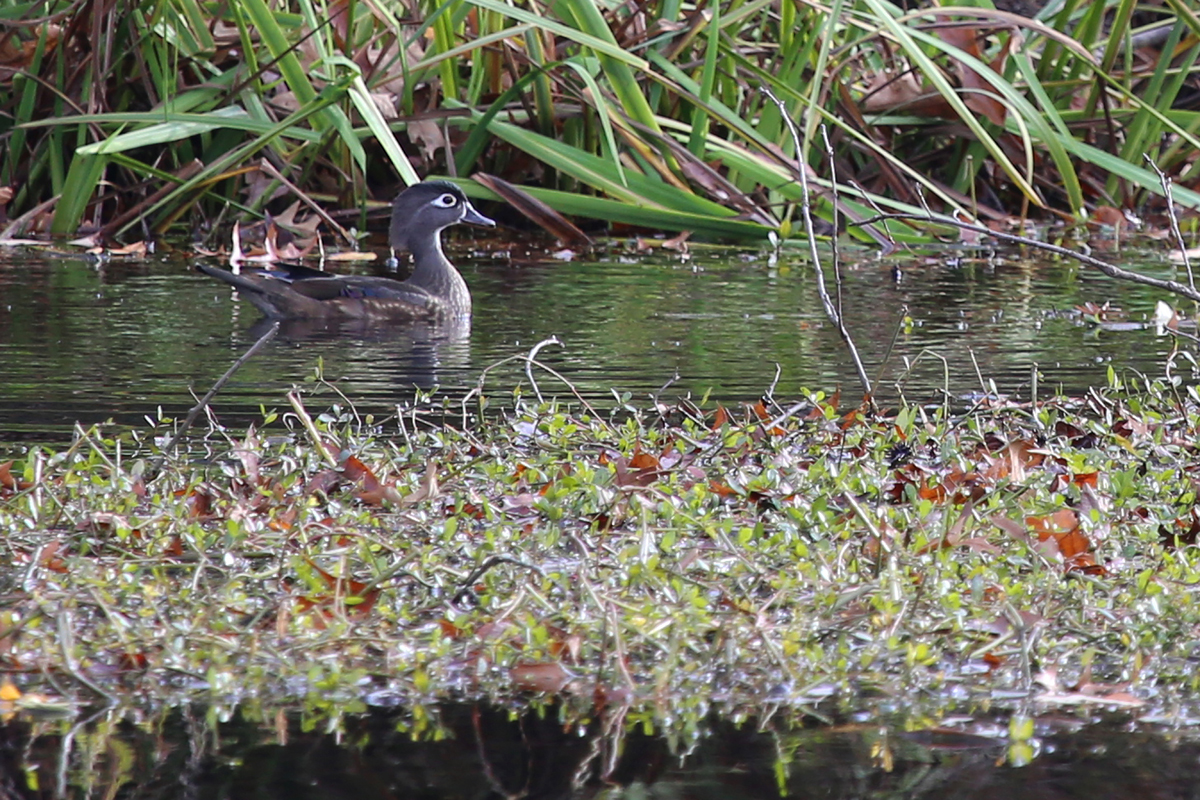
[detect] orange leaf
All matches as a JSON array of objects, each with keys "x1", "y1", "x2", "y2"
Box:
[
  {"x1": 37, "y1": 541, "x2": 68, "y2": 573},
  {"x1": 341, "y1": 455, "x2": 386, "y2": 505},
  {"x1": 614, "y1": 447, "x2": 662, "y2": 487},
  {"x1": 0, "y1": 461, "x2": 31, "y2": 493},
  {"x1": 628, "y1": 449, "x2": 659, "y2": 471},
  {"x1": 1026, "y1": 508, "x2": 1079, "y2": 537},
  {"x1": 935, "y1": 21, "x2": 1009, "y2": 127},
  {"x1": 708, "y1": 480, "x2": 738, "y2": 497}
]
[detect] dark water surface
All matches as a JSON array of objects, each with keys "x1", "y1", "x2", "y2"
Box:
[
  {"x1": 2, "y1": 703, "x2": 1195, "y2": 800},
  {"x1": 0, "y1": 238, "x2": 1183, "y2": 448}
]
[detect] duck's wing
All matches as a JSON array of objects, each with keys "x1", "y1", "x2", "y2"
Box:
[
  {"x1": 291, "y1": 276, "x2": 436, "y2": 309},
  {"x1": 198, "y1": 264, "x2": 434, "y2": 319}
]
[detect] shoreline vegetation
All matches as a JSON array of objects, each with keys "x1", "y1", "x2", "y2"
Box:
[{"x1": 1, "y1": 0, "x2": 1198, "y2": 245}]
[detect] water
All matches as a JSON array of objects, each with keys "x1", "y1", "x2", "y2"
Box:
[
  {"x1": 1, "y1": 703, "x2": 1192, "y2": 800},
  {"x1": 0, "y1": 238, "x2": 1186, "y2": 448}
]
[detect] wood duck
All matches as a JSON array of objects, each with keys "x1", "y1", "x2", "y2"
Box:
[{"x1": 198, "y1": 181, "x2": 495, "y2": 320}]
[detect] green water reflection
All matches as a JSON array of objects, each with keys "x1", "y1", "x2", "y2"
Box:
[{"x1": 0, "y1": 241, "x2": 1185, "y2": 446}]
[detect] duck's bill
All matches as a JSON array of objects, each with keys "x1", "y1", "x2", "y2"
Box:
[{"x1": 463, "y1": 203, "x2": 496, "y2": 227}]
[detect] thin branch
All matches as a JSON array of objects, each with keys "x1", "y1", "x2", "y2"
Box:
[
  {"x1": 760, "y1": 86, "x2": 874, "y2": 406},
  {"x1": 158, "y1": 320, "x2": 281, "y2": 457},
  {"x1": 1145, "y1": 155, "x2": 1194, "y2": 292}
]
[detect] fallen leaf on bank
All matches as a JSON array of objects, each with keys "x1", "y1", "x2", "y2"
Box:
[
  {"x1": 0, "y1": 461, "x2": 31, "y2": 493},
  {"x1": 295, "y1": 558, "x2": 380, "y2": 621},
  {"x1": 613, "y1": 447, "x2": 663, "y2": 488},
  {"x1": 108, "y1": 241, "x2": 148, "y2": 257},
  {"x1": 1168, "y1": 246, "x2": 1200, "y2": 263},
  {"x1": 935, "y1": 22, "x2": 1010, "y2": 128},
  {"x1": 1034, "y1": 667, "x2": 1144, "y2": 707},
  {"x1": 859, "y1": 68, "x2": 938, "y2": 115},
  {"x1": 325, "y1": 250, "x2": 377, "y2": 262},
  {"x1": 407, "y1": 118, "x2": 445, "y2": 162},
  {"x1": 340, "y1": 454, "x2": 397, "y2": 505},
  {"x1": 401, "y1": 461, "x2": 439, "y2": 506},
  {"x1": 1090, "y1": 205, "x2": 1128, "y2": 229}
]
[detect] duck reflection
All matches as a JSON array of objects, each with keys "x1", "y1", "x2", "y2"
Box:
[{"x1": 248, "y1": 315, "x2": 472, "y2": 391}]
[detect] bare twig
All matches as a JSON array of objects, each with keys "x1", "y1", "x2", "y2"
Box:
[
  {"x1": 452, "y1": 556, "x2": 544, "y2": 607},
  {"x1": 462, "y1": 340, "x2": 604, "y2": 427},
  {"x1": 258, "y1": 160, "x2": 357, "y2": 247},
  {"x1": 652, "y1": 370, "x2": 681, "y2": 406},
  {"x1": 760, "y1": 86, "x2": 875, "y2": 406},
  {"x1": 765, "y1": 363, "x2": 782, "y2": 407},
  {"x1": 1145, "y1": 155, "x2": 1194, "y2": 292},
  {"x1": 155, "y1": 320, "x2": 281, "y2": 461},
  {"x1": 525, "y1": 336, "x2": 562, "y2": 403},
  {"x1": 873, "y1": 304, "x2": 909, "y2": 388},
  {"x1": 288, "y1": 389, "x2": 339, "y2": 468}
]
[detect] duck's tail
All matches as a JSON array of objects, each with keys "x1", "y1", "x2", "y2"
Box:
[{"x1": 196, "y1": 263, "x2": 293, "y2": 318}]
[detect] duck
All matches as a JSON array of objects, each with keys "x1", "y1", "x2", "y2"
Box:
[{"x1": 198, "y1": 181, "x2": 495, "y2": 320}]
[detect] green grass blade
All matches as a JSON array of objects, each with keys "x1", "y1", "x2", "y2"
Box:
[
  {"x1": 462, "y1": 0, "x2": 649, "y2": 69},
  {"x1": 858, "y1": 0, "x2": 1041, "y2": 207},
  {"x1": 239, "y1": 0, "x2": 365, "y2": 171},
  {"x1": 75, "y1": 107, "x2": 253, "y2": 154},
  {"x1": 452, "y1": 179, "x2": 770, "y2": 239},
  {"x1": 561, "y1": 58, "x2": 627, "y2": 189},
  {"x1": 51, "y1": 154, "x2": 108, "y2": 234},
  {"x1": 26, "y1": 110, "x2": 323, "y2": 143},
  {"x1": 483, "y1": 118, "x2": 731, "y2": 215},
  {"x1": 686, "y1": 1, "x2": 719, "y2": 156},
  {"x1": 317, "y1": 53, "x2": 419, "y2": 185}
]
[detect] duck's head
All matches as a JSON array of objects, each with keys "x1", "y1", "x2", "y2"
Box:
[{"x1": 389, "y1": 181, "x2": 495, "y2": 253}]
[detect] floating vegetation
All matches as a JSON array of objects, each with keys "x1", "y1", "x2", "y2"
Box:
[{"x1": 3, "y1": 369, "x2": 1200, "y2": 728}]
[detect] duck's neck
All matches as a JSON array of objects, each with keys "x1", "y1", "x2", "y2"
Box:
[{"x1": 406, "y1": 231, "x2": 471, "y2": 310}]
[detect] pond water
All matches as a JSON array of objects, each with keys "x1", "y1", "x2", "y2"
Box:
[
  {"x1": 0, "y1": 235, "x2": 1186, "y2": 450},
  {"x1": 2, "y1": 703, "x2": 1193, "y2": 800}
]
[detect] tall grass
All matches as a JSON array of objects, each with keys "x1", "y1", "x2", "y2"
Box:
[{"x1": 1, "y1": 0, "x2": 1196, "y2": 241}]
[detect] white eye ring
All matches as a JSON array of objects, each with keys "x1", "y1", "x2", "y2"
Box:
[{"x1": 432, "y1": 193, "x2": 459, "y2": 208}]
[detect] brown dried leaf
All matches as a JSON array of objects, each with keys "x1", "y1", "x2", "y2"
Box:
[
  {"x1": 511, "y1": 662, "x2": 575, "y2": 693},
  {"x1": 407, "y1": 118, "x2": 445, "y2": 163},
  {"x1": 473, "y1": 172, "x2": 590, "y2": 245},
  {"x1": 400, "y1": 461, "x2": 439, "y2": 506}
]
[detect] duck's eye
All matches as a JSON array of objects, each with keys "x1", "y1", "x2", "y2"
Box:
[{"x1": 432, "y1": 193, "x2": 459, "y2": 208}]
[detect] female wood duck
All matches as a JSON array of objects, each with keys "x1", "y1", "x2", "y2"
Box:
[{"x1": 198, "y1": 181, "x2": 494, "y2": 320}]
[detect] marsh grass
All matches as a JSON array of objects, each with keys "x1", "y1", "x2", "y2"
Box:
[{"x1": 2, "y1": 0, "x2": 1198, "y2": 242}]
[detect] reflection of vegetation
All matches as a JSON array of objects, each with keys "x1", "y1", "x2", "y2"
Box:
[
  {"x1": 3, "y1": 701, "x2": 1194, "y2": 796},
  {"x1": 2, "y1": 1, "x2": 1196, "y2": 239}
]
